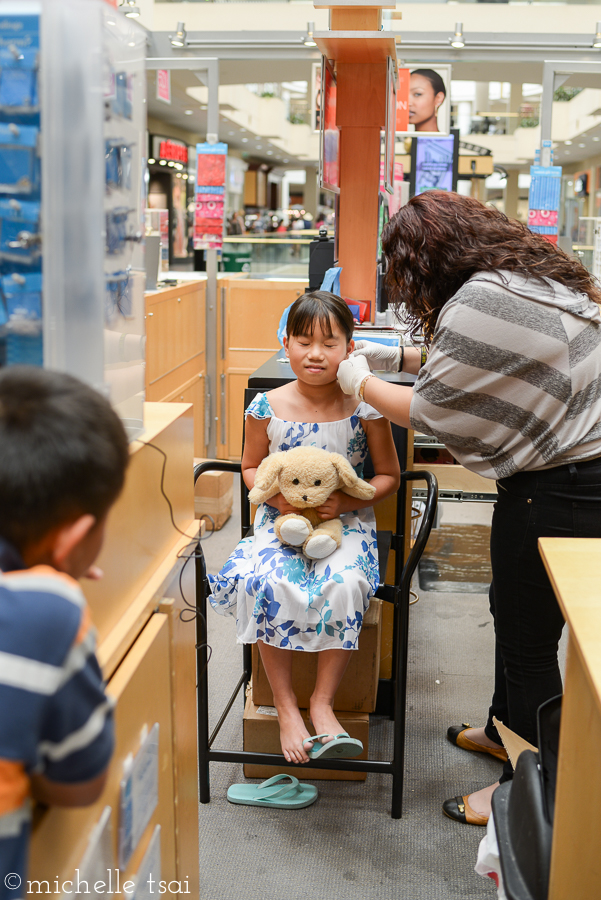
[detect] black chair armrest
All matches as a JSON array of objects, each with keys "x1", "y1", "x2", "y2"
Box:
[
  {"x1": 401, "y1": 470, "x2": 438, "y2": 589},
  {"x1": 193, "y1": 460, "x2": 242, "y2": 484}
]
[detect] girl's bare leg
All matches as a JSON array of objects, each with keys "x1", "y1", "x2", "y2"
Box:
[
  {"x1": 309, "y1": 648, "x2": 353, "y2": 745},
  {"x1": 258, "y1": 641, "x2": 312, "y2": 764}
]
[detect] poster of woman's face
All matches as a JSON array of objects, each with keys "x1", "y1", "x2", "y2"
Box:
[{"x1": 397, "y1": 65, "x2": 451, "y2": 137}]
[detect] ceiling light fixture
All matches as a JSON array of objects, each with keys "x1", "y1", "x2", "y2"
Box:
[
  {"x1": 303, "y1": 22, "x2": 317, "y2": 47},
  {"x1": 594, "y1": 136, "x2": 601, "y2": 142},
  {"x1": 593, "y1": 22, "x2": 601, "y2": 48},
  {"x1": 119, "y1": 0, "x2": 140, "y2": 18},
  {"x1": 241, "y1": 138, "x2": 249, "y2": 143},
  {"x1": 170, "y1": 22, "x2": 187, "y2": 48},
  {"x1": 564, "y1": 140, "x2": 573, "y2": 145},
  {"x1": 450, "y1": 22, "x2": 465, "y2": 49},
  {"x1": 184, "y1": 109, "x2": 193, "y2": 116}
]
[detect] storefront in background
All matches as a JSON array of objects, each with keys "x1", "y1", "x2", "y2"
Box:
[{"x1": 147, "y1": 135, "x2": 194, "y2": 266}]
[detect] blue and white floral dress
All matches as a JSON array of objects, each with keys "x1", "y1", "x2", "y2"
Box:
[{"x1": 208, "y1": 392, "x2": 381, "y2": 651}]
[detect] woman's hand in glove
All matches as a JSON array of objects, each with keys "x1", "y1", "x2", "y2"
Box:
[
  {"x1": 337, "y1": 354, "x2": 372, "y2": 399},
  {"x1": 352, "y1": 340, "x2": 401, "y2": 372}
]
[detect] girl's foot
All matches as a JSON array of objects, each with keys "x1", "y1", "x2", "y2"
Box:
[
  {"x1": 275, "y1": 703, "x2": 313, "y2": 764},
  {"x1": 308, "y1": 697, "x2": 345, "y2": 746}
]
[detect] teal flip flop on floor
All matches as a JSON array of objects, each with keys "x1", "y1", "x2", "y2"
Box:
[
  {"x1": 303, "y1": 732, "x2": 364, "y2": 760},
  {"x1": 227, "y1": 774, "x2": 318, "y2": 809}
]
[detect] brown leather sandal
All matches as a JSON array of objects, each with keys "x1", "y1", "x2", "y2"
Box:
[
  {"x1": 442, "y1": 794, "x2": 489, "y2": 826},
  {"x1": 447, "y1": 723, "x2": 508, "y2": 762}
]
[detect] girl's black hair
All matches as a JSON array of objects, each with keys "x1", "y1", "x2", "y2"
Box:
[
  {"x1": 411, "y1": 68, "x2": 446, "y2": 99},
  {"x1": 286, "y1": 291, "x2": 354, "y2": 342}
]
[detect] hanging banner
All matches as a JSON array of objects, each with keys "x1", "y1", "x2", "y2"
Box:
[
  {"x1": 396, "y1": 68, "x2": 409, "y2": 132},
  {"x1": 156, "y1": 69, "x2": 171, "y2": 104},
  {"x1": 527, "y1": 164, "x2": 561, "y2": 245},
  {"x1": 195, "y1": 142, "x2": 228, "y2": 250}
]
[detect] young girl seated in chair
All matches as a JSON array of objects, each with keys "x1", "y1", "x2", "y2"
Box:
[{"x1": 209, "y1": 292, "x2": 400, "y2": 764}]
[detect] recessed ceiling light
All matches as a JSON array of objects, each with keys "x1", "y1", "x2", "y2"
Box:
[
  {"x1": 184, "y1": 109, "x2": 193, "y2": 116},
  {"x1": 594, "y1": 136, "x2": 601, "y2": 142},
  {"x1": 267, "y1": 151, "x2": 273, "y2": 155},
  {"x1": 256, "y1": 145, "x2": 263, "y2": 149},
  {"x1": 579, "y1": 143, "x2": 586, "y2": 148},
  {"x1": 564, "y1": 140, "x2": 573, "y2": 145},
  {"x1": 241, "y1": 138, "x2": 248, "y2": 143},
  {"x1": 564, "y1": 150, "x2": 571, "y2": 155},
  {"x1": 228, "y1": 131, "x2": 235, "y2": 136},
  {"x1": 283, "y1": 159, "x2": 289, "y2": 163}
]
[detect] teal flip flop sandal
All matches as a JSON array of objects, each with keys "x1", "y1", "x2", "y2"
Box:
[
  {"x1": 227, "y1": 774, "x2": 318, "y2": 809},
  {"x1": 303, "y1": 732, "x2": 364, "y2": 760}
]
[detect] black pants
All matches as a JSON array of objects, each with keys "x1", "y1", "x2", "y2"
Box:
[{"x1": 484, "y1": 455, "x2": 601, "y2": 784}]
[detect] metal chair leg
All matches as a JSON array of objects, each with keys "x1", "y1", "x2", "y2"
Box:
[{"x1": 195, "y1": 542, "x2": 211, "y2": 804}]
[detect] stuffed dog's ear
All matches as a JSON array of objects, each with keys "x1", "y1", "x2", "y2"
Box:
[
  {"x1": 248, "y1": 452, "x2": 286, "y2": 503},
  {"x1": 330, "y1": 453, "x2": 377, "y2": 500}
]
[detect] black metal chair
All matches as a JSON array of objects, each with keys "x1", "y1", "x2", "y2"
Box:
[{"x1": 193, "y1": 452, "x2": 437, "y2": 818}]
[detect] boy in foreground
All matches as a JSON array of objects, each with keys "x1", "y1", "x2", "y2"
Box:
[{"x1": 0, "y1": 367, "x2": 129, "y2": 896}]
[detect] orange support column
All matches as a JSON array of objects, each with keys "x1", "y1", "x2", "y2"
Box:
[
  {"x1": 314, "y1": 3, "x2": 396, "y2": 313},
  {"x1": 336, "y1": 61, "x2": 386, "y2": 304}
]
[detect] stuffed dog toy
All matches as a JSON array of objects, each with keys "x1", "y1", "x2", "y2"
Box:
[{"x1": 248, "y1": 446, "x2": 376, "y2": 560}]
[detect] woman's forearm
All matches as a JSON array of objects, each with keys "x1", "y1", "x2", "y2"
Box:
[
  {"x1": 362, "y1": 377, "x2": 414, "y2": 429},
  {"x1": 401, "y1": 346, "x2": 423, "y2": 376}
]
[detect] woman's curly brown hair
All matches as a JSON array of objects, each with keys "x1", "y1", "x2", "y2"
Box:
[{"x1": 381, "y1": 190, "x2": 601, "y2": 342}]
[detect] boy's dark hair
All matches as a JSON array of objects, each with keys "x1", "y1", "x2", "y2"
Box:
[
  {"x1": 0, "y1": 367, "x2": 129, "y2": 551},
  {"x1": 287, "y1": 291, "x2": 354, "y2": 343}
]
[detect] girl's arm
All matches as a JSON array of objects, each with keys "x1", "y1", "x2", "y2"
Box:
[
  {"x1": 241, "y1": 415, "x2": 297, "y2": 514},
  {"x1": 316, "y1": 417, "x2": 400, "y2": 520}
]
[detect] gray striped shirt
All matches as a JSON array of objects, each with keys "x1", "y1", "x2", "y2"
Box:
[{"x1": 410, "y1": 271, "x2": 601, "y2": 479}]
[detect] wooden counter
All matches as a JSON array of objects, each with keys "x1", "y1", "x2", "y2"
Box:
[
  {"x1": 538, "y1": 537, "x2": 601, "y2": 899},
  {"x1": 145, "y1": 279, "x2": 207, "y2": 457},
  {"x1": 29, "y1": 403, "x2": 199, "y2": 898}
]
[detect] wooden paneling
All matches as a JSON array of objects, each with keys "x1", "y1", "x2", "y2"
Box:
[
  {"x1": 145, "y1": 280, "x2": 206, "y2": 457},
  {"x1": 538, "y1": 539, "x2": 601, "y2": 899},
  {"x1": 84, "y1": 403, "x2": 194, "y2": 648},
  {"x1": 145, "y1": 281, "x2": 205, "y2": 389},
  {"x1": 30, "y1": 615, "x2": 177, "y2": 889},
  {"x1": 338, "y1": 125, "x2": 381, "y2": 303},
  {"x1": 314, "y1": 32, "x2": 397, "y2": 64},
  {"x1": 161, "y1": 373, "x2": 206, "y2": 458},
  {"x1": 217, "y1": 278, "x2": 307, "y2": 459},
  {"x1": 330, "y1": 8, "x2": 382, "y2": 30},
  {"x1": 337, "y1": 63, "x2": 387, "y2": 127}
]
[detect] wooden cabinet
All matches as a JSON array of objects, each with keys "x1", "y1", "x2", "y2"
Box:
[
  {"x1": 216, "y1": 277, "x2": 307, "y2": 459},
  {"x1": 145, "y1": 279, "x2": 207, "y2": 457},
  {"x1": 29, "y1": 404, "x2": 199, "y2": 898}
]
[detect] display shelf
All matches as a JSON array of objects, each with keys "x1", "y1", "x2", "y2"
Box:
[{"x1": 314, "y1": 32, "x2": 397, "y2": 64}]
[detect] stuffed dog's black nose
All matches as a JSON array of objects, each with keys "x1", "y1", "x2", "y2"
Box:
[{"x1": 302, "y1": 495, "x2": 308, "y2": 501}]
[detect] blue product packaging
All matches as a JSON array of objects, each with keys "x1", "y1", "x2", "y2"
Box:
[
  {"x1": 0, "y1": 123, "x2": 39, "y2": 193},
  {"x1": 0, "y1": 47, "x2": 38, "y2": 111},
  {"x1": 0, "y1": 198, "x2": 40, "y2": 262},
  {"x1": 106, "y1": 207, "x2": 131, "y2": 255},
  {"x1": 2, "y1": 272, "x2": 42, "y2": 331},
  {"x1": 105, "y1": 270, "x2": 132, "y2": 321}
]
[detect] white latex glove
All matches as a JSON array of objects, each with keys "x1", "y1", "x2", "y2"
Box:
[
  {"x1": 352, "y1": 340, "x2": 401, "y2": 373},
  {"x1": 337, "y1": 354, "x2": 372, "y2": 399}
]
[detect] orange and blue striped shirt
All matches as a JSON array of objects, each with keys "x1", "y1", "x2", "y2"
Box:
[{"x1": 0, "y1": 540, "x2": 113, "y2": 897}]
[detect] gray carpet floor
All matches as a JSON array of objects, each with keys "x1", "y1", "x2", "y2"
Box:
[{"x1": 197, "y1": 493, "x2": 504, "y2": 899}]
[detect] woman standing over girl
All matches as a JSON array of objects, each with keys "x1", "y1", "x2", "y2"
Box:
[
  {"x1": 338, "y1": 190, "x2": 601, "y2": 825},
  {"x1": 209, "y1": 292, "x2": 400, "y2": 764}
]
